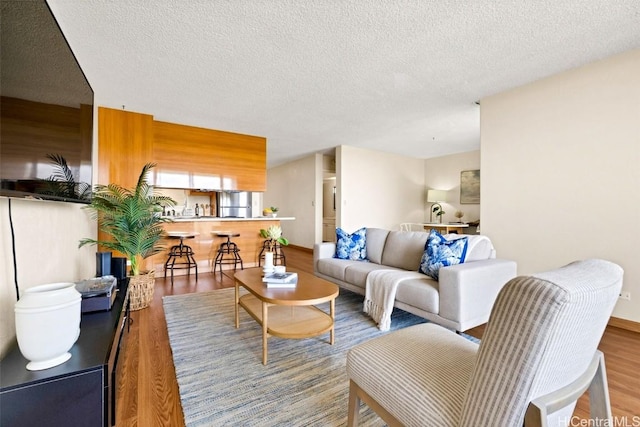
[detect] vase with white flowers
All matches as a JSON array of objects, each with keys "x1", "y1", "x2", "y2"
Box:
[
  {"x1": 260, "y1": 225, "x2": 289, "y2": 251},
  {"x1": 259, "y1": 225, "x2": 289, "y2": 273}
]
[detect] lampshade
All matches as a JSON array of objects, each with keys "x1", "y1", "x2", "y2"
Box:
[{"x1": 427, "y1": 190, "x2": 447, "y2": 203}]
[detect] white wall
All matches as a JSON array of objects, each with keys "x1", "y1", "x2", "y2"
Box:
[
  {"x1": 266, "y1": 146, "x2": 426, "y2": 248},
  {"x1": 425, "y1": 150, "x2": 481, "y2": 224},
  {"x1": 265, "y1": 154, "x2": 322, "y2": 249},
  {"x1": 0, "y1": 198, "x2": 96, "y2": 356},
  {"x1": 481, "y1": 49, "x2": 640, "y2": 323},
  {"x1": 338, "y1": 145, "x2": 426, "y2": 232}
]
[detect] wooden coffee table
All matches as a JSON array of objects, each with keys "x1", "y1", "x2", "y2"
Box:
[{"x1": 234, "y1": 268, "x2": 339, "y2": 364}]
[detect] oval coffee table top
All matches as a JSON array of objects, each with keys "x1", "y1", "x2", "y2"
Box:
[{"x1": 234, "y1": 268, "x2": 339, "y2": 306}]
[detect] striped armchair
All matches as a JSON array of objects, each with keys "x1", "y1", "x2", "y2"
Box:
[{"x1": 346, "y1": 259, "x2": 623, "y2": 427}]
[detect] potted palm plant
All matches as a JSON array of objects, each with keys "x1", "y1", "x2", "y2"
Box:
[{"x1": 79, "y1": 163, "x2": 176, "y2": 310}]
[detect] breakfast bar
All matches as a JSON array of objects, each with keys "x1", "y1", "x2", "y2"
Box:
[{"x1": 148, "y1": 217, "x2": 295, "y2": 276}]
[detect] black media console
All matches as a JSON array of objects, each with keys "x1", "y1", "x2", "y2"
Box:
[{"x1": 0, "y1": 282, "x2": 129, "y2": 427}]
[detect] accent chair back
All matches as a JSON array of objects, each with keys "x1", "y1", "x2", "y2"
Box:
[{"x1": 459, "y1": 259, "x2": 623, "y2": 426}]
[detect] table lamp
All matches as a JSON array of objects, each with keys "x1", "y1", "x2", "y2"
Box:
[{"x1": 427, "y1": 190, "x2": 447, "y2": 223}]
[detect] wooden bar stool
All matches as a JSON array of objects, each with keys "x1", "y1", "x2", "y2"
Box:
[
  {"x1": 164, "y1": 231, "x2": 199, "y2": 285},
  {"x1": 213, "y1": 231, "x2": 244, "y2": 278}
]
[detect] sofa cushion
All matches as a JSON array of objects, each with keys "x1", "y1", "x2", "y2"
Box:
[
  {"x1": 420, "y1": 230, "x2": 468, "y2": 280},
  {"x1": 316, "y1": 258, "x2": 361, "y2": 281},
  {"x1": 335, "y1": 227, "x2": 367, "y2": 260},
  {"x1": 396, "y1": 277, "x2": 440, "y2": 314},
  {"x1": 380, "y1": 231, "x2": 429, "y2": 271},
  {"x1": 365, "y1": 228, "x2": 390, "y2": 265},
  {"x1": 345, "y1": 263, "x2": 404, "y2": 289},
  {"x1": 445, "y1": 234, "x2": 495, "y2": 261}
]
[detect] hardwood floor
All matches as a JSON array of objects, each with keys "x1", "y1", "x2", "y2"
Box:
[
  {"x1": 116, "y1": 247, "x2": 640, "y2": 426},
  {"x1": 116, "y1": 247, "x2": 317, "y2": 426}
]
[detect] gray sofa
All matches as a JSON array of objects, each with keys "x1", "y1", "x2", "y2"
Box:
[{"x1": 313, "y1": 228, "x2": 517, "y2": 332}]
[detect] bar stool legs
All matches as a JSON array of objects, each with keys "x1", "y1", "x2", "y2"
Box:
[
  {"x1": 258, "y1": 240, "x2": 286, "y2": 267},
  {"x1": 213, "y1": 232, "x2": 244, "y2": 278},
  {"x1": 164, "y1": 235, "x2": 198, "y2": 285}
]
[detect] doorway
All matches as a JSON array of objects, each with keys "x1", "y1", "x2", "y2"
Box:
[{"x1": 322, "y1": 175, "x2": 336, "y2": 242}]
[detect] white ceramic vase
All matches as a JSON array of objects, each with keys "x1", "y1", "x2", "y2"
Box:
[
  {"x1": 263, "y1": 251, "x2": 275, "y2": 274},
  {"x1": 14, "y1": 282, "x2": 82, "y2": 371}
]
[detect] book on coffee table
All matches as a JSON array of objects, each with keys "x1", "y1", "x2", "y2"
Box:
[
  {"x1": 265, "y1": 280, "x2": 297, "y2": 289},
  {"x1": 262, "y1": 272, "x2": 298, "y2": 283},
  {"x1": 264, "y1": 272, "x2": 298, "y2": 288}
]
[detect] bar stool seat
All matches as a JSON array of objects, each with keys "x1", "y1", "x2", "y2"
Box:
[
  {"x1": 258, "y1": 240, "x2": 286, "y2": 267},
  {"x1": 213, "y1": 231, "x2": 244, "y2": 277},
  {"x1": 164, "y1": 231, "x2": 199, "y2": 285}
]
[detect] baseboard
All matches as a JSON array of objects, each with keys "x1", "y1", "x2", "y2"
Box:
[
  {"x1": 608, "y1": 316, "x2": 640, "y2": 333},
  {"x1": 286, "y1": 244, "x2": 313, "y2": 254}
]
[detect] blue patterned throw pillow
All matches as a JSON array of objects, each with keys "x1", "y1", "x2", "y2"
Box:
[
  {"x1": 419, "y1": 229, "x2": 468, "y2": 280},
  {"x1": 334, "y1": 227, "x2": 367, "y2": 261}
]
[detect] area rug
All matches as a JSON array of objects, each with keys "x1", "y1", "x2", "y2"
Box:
[{"x1": 163, "y1": 287, "x2": 479, "y2": 426}]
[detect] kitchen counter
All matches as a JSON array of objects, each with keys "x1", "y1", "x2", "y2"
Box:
[
  {"x1": 165, "y1": 216, "x2": 295, "y2": 222},
  {"x1": 147, "y1": 217, "x2": 295, "y2": 275}
]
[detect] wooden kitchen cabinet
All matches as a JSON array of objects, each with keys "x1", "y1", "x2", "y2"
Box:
[
  {"x1": 97, "y1": 107, "x2": 154, "y2": 249},
  {"x1": 97, "y1": 107, "x2": 153, "y2": 188},
  {"x1": 97, "y1": 107, "x2": 267, "y2": 192},
  {"x1": 153, "y1": 120, "x2": 266, "y2": 191}
]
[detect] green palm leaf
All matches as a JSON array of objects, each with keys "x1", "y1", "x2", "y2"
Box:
[
  {"x1": 79, "y1": 163, "x2": 176, "y2": 275},
  {"x1": 39, "y1": 153, "x2": 92, "y2": 201}
]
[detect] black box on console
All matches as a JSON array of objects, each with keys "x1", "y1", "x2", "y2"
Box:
[{"x1": 75, "y1": 276, "x2": 118, "y2": 313}]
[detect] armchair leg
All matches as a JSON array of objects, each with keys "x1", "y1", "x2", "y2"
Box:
[
  {"x1": 347, "y1": 379, "x2": 404, "y2": 427},
  {"x1": 524, "y1": 351, "x2": 612, "y2": 427},
  {"x1": 588, "y1": 352, "x2": 612, "y2": 422},
  {"x1": 347, "y1": 380, "x2": 361, "y2": 427}
]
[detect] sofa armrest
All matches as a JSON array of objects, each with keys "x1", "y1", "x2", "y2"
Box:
[
  {"x1": 439, "y1": 259, "x2": 517, "y2": 331},
  {"x1": 313, "y1": 242, "x2": 336, "y2": 272}
]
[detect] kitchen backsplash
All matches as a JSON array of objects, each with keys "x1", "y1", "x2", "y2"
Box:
[{"x1": 156, "y1": 188, "x2": 263, "y2": 217}]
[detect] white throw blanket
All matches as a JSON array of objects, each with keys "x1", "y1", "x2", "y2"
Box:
[{"x1": 364, "y1": 269, "x2": 427, "y2": 331}]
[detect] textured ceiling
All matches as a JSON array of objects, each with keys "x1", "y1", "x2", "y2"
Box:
[{"x1": 41, "y1": 1, "x2": 640, "y2": 166}]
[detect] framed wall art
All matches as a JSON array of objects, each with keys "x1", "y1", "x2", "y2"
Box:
[{"x1": 460, "y1": 169, "x2": 480, "y2": 204}]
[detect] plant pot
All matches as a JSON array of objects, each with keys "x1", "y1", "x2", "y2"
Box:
[{"x1": 128, "y1": 270, "x2": 155, "y2": 311}]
